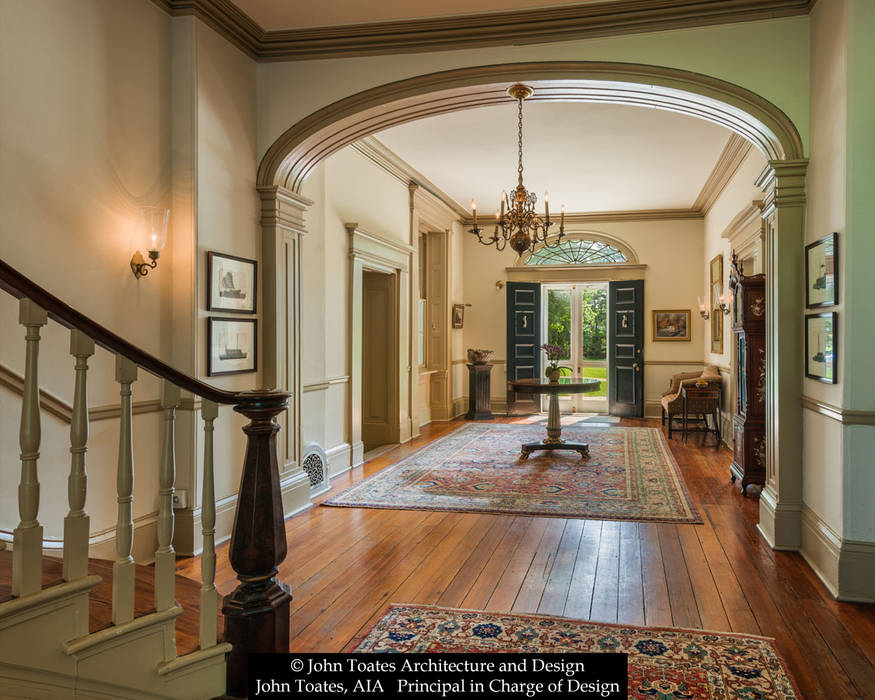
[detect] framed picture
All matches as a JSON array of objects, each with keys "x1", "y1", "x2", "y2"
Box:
[
  {"x1": 207, "y1": 317, "x2": 257, "y2": 376},
  {"x1": 710, "y1": 253, "x2": 723, "y2": 354},
  {"x1": 452, "y1": 303, "x2": 465, "y2": 329},
  {"x1": 652, "y1": 309, "x2": 691, "y2": 341},
  {"x1": 207, "y1": 251, "x2": 257, "y2": 314},
  {"x1": 805, "y1": 312, "x2": 837, "y2": 383},
  {"x1": 805, "y1": 232, "x2": 838, "y2": 308}
]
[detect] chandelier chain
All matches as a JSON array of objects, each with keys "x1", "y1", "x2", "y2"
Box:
[{"x1": 517, "y1": 96, "x2": 524, "y2": 187}]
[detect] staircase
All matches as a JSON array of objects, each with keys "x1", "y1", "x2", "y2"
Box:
[{"x1": 0, "y1": 259, "x2": 293, "y2": 699}]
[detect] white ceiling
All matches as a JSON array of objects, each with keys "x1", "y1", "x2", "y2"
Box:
[
  {"x1": 232, "y1": 0, "x2": 613, "y2": 30},
  {"x1": 373, "y1": 101, "x2": 732, "y2": 214}
]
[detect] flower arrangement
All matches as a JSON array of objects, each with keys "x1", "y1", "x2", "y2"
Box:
[{"x1": 541, "y1": 343, "x2": 571, "y2": 382}]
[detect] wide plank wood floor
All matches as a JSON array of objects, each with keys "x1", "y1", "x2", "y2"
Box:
[{"x1": 178, "y1": 416, "x2": 875, "y2": 699}]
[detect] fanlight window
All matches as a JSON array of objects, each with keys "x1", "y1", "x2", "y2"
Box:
[{"x1": 525, "y1": 239, "x2": 628, "y2": 265}]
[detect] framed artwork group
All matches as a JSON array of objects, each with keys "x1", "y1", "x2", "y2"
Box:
[
  {"x1": 805, "y1": 233, "x2": 838, "y2": 384},
  {"x1": 206, "y1": 251, "x2": 258, "y2": 376}
]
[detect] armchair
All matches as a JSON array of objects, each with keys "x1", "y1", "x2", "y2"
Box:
[{"x1": 661, "y1": 365, "x2": 721, "y2": 437}]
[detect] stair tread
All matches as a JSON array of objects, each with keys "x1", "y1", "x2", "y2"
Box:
[{"x1": 0, "y1": 550, "x2": 223, "y2": 657}]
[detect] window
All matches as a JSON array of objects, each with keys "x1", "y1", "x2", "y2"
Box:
[{"x1": 525, "y1": 239, "x2": 628, "y2": 265}]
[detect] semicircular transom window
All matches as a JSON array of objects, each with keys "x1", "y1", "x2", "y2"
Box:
[{"x1": 525, "y1": 239, "x2": 628, "y2": 265}]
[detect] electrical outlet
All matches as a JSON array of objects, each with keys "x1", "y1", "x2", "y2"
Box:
[{"x1": 172, "y1": 490, "x2": 187, "y2": 509}]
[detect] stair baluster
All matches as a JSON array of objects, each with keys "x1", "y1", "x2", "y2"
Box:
[
  {"x1": 113, "y1": 356, "x2": 138, "y2": 625},
  {"x1": 13, "y1": 299, "x2": 48, "y2": 597},
  {"x1": 200, "y1": 399, "x2": 219, "y2": 648},
  {"x1": 63, "y1": 329, "x2": 94, "y2": 583},
  {"x1": 156, "y1": 380, "x2": 180, "y2": 624}
]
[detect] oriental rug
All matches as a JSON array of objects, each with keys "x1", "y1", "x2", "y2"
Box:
[
  {"x1": 350, "y1": 604, "x2": 802, "y2": 700},
  {"x1": 325, "y1": 424, "x2": 700, "y2": 523}
]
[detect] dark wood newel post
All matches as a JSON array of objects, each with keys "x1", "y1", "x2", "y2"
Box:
[{"x1": 223, "y1": 390, "x2": 293, "y2": 699}]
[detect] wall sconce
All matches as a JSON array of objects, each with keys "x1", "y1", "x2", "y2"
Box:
[
  {"x1": 697, "y1": 292, "x2": 732, "y2": 320},
  {"x1": 495, "y1": 280, "x2": 505, "y2": 290},
  {"x1": 130, "y1": 207, "x2": 169, "y2": 279}
]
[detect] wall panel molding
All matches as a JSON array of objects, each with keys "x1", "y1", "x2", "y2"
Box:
[{"x1": 151, "y1": 0, "x2": 813, "y2": 62}]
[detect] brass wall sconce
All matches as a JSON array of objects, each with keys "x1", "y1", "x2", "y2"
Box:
[
  {"x1": 495, "y1": 280, "x2": 505, "y2": 290},
  {"x1": 131, "y1": 207, "x2": 169, "y2": 279},
  {"x1": 697, "y1": 293, "x2": 732, "y2": 320}
]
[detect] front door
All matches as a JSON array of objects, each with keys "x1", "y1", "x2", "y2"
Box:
[
  {"x1": 542, "y1": 283, "x2": 609, "y2": 413},
  {"x1": 608, "y1": 280, "x2": 644, "y2": 417},
  {"x1": 506, "y1": 282, "x2": 541, "y2": 412}
]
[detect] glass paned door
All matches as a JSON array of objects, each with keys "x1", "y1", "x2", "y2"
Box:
[{"x1": 542, "y1": 283, "x2": 609, "y2": 413}]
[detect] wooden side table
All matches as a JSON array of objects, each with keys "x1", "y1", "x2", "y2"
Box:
[
  {"x1": 466, "y1": 363, "x2": 494, "y2": 420},
  {"x1": 681, "y1": 385, "x2": 721, "y2": 444}
]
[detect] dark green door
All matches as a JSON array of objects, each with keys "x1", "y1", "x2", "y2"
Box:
[
  {"x1": 608, "y1": 280, "x2": 644, "y2": 417},
  {"x1": 506, "y1": 282, "x2": 541, "y2": 412}
]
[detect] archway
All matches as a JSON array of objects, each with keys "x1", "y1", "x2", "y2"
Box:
[{"x1": 259, "y1": 61, "x2": 807, "y2": 551}]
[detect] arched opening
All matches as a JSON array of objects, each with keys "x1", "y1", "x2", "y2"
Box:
[{"x1": 259, "y1": 61, "x2": 807, "y2": 552}]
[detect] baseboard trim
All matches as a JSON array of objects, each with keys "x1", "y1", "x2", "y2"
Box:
[
  {"x1": 326, "y1": 442, "x2": 353, "y2": 478},
  {"x1": 800, "y1": 504, "x2": 875, "y2": 602},
  {"x1": 757, "y1": 488, "x2": 801, "y2": 551}
]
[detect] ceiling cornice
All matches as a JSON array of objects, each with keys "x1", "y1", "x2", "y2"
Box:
[
  {"x1": 151, "y1": 0, "x2": 814, "y2": 62},
  {"x1": 692, "y1": 133, "x2": 753, "y2": 213}
]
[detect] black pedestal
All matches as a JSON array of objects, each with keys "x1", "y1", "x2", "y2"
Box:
[{"x1": 466, "y1": 363, "x2": 494, "y2": 420}]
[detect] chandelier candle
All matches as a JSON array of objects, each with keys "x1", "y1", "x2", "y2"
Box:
[{"x1": 468, "y1": 84, "x2": 566, "y2": 256}]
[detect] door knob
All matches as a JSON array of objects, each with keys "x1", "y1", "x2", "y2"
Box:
[{"x1": 633, "y1": 362, "x2": 640, "y2": 372}]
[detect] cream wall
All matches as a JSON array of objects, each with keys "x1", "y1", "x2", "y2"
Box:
[
  {"x1": 0, "y1": 0, "x2": 174, "y2": 555},
  {"x1": 803, "y1": 0, "x2": 847, "y2": 539},
  {"x1": 461, "y1": 220, "x2": 705, "y2": 415},
  {"x1": 299, "y1": 147, "x2": 462, "y2": 473},
  {"x1": 256, "y1": 17, "x2": 810, "y2": 165}
]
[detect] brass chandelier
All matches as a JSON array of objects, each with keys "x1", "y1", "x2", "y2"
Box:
[{"x1": 469, "y1": 84, "x2": 565, "y2": 256}]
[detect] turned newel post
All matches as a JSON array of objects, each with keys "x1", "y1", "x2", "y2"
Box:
[{"x1": 223, "y1": 390, "x2": 292, "y2": 699}]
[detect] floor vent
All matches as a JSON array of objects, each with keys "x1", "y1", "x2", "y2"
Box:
[{"x1": 302, "y1": 443, "x2": 330, "y2": 497}]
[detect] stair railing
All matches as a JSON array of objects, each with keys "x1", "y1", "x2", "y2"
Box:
[{"x1": 0, "y1": 258, "x2": 291, "y2": 698}]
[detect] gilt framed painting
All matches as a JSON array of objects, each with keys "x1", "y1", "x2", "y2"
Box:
[
  {"x1": 207, "y1": 317, "x2": 257, "y2": 376},
  {"x1": 652, "y1": 309, "x2": 691, "y2": 341},
  {"x1": 805, "y1": 232, "x2": 838, "y2": 308},
  {"x1": 207, "y1": 251, "x2": 257, "y2": 314}
]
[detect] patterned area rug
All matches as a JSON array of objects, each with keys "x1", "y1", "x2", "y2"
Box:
[
  {"x1": 325, "y1": 424, "x2": 700, "y2": 523},
  {"x1": 351, "y1": 604, "x2": 803, "y2": 700}
]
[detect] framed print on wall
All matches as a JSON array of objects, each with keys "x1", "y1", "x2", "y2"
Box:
[
  {"x1": 652, "y1": 309, "x2": 691, "y2": 341},
  {"x1": 208, "y1": 317, "x2": 257, "y2": 376},
  {"x1": 805, "y1": 232, "x2": 838, "y2": 308},
  {"x1": 452, "y1": 303, "x2": 465, "y2": 329},
  {"x1": 207, "y1": 251, "x2": 257, "y2": 314},
  {"x1": 710, "y1": 253, "x2": 723, "y2": 354},
  {"x1": 805, "y1": 312, "x2": 837, "y2": 383}
]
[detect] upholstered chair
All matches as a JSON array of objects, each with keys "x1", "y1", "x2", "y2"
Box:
[{"x1": 660, "y1": 365, "x2": 722, "y2": 437}]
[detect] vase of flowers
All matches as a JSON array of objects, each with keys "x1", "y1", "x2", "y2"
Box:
[{"x1": 541, "y1": 343, "x2": 570, "y2": 383}]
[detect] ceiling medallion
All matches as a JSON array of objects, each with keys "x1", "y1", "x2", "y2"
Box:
[{"x1": 468, "y1": 84, "x2": 565, "y2": 256}]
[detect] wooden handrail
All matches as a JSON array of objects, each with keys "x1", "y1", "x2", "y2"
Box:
[{"x1": 0, "y1": 258, "x2": 289, "y2": 406}]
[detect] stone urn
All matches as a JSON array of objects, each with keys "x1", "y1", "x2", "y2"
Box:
[{"x1": 467, "y1": 348, "x2": 494, "y2": 365}]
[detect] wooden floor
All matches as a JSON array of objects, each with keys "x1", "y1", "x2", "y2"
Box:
[{"x1": 177, "y1": 416, "x2": 875, "y2": 699}]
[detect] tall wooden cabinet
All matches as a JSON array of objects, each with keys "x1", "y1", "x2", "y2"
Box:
[{"x1": 729, "y1": 254, "x2": 766, "y2": 495}]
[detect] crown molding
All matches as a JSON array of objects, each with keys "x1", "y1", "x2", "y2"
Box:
[
  {"x1": 693, "y1": 133, "x2": 753, "y2": 214},
  {"x1": 151, "y1": 0, "x2": 814, "y2": 62}
]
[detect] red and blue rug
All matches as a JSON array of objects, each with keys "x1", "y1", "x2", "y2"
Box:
[
  {"x1": 326, "y1": 424, "x2": 700, "y2": 523},
  {"x1": 351, "y1": 604, "x2": 802, "y2": 699}
]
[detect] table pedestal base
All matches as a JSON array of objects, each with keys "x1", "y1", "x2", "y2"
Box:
[
  {"x1": 520, "y1": 440, "x2": 589, "y2": 461},
  {"x1": 519, "y1": 390, "x2": 590, "y2": 461}
]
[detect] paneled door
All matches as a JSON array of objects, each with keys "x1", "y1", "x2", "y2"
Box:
[
  {"x1": 506, "y1": 282, "x2": 541, "y2": 413},
  {"x1": 541, "y1": 283, "x2": 609, "y2": 413},
  {"x1": 608, "y1": 280, "x2": 644, "y2": 417}
]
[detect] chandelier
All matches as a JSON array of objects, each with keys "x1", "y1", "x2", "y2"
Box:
[{"x1": 469, "y1": 84, "x2": 565, "y2": 256}]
